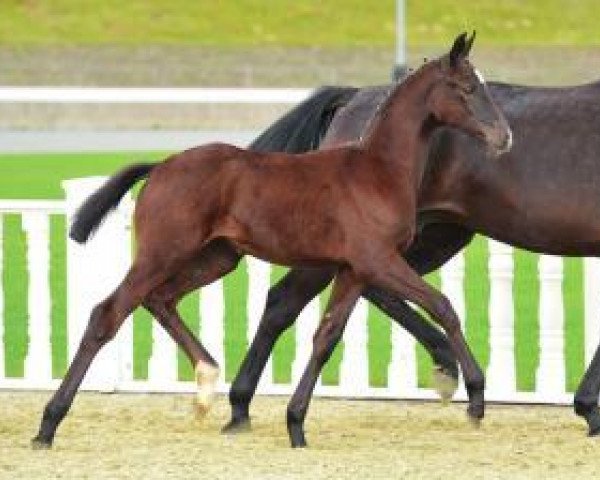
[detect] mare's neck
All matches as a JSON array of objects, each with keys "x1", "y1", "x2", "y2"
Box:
[{"x1": 361, "y1": 68, "x2": 438, "y2": 192}]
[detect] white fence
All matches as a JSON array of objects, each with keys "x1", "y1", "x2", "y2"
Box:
[
  {"x1": 1, "y1": 177, "x2": 600, "y2": 404},
  {"x1": 0, "y1": 86, "x2": 312, "y2": 104}
]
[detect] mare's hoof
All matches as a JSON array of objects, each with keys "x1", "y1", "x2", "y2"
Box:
[
  {"x1": 432, "y1": 365, "x2": 458, "y2": 404},
  {"x1": 288, "y1": 423, "x2": 307, "y2": 448},
  {"x1": 221, "y1": 417, "x2": 252, "y2": 435},
  {"x1": 290, "y1": 435, "x2": 307, "y2": 448},
  {"x1": 31, "y1": 436, "x2": 52, "y2": 450},
  {"x1": 467, "y1": 414, "x2": 482, "y2": 429},
  {"x1": 466, "y1": 400, "x2": 484, "y2": 427},
  {"x1": 588, "y1": 426, "x2": 600, "y2": 437},
  {"x1": 586, "y1": 410, "x2": 600, "y2": 436}
]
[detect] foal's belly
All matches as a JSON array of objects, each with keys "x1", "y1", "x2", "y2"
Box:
[{"x1": 215, "y1": 210, "x2": 350, "y2": 268}]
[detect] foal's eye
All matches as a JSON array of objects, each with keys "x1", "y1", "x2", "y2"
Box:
[{"x1": 464, "y1": 84, "x2": 477, "y2": 95}]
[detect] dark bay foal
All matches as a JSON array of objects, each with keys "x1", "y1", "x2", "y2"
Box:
[{"x1": 33, "y1": 33, "x2": 511, "y2": 448}]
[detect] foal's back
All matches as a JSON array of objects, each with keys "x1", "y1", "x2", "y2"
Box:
[{"x1": 134, "y1": 142, "x2": 380, "y2": 265}]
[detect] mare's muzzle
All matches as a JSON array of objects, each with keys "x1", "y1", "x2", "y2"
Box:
[{"x1": 482, "y1": 121, "x2": 513, "y2": 157}]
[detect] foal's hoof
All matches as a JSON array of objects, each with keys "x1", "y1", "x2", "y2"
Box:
[
  {"x1": 31, "y1": 436, "x2": 52, "y2": 450},
  {"x1": 193, "y1": 362, "x2": 220, "y2": 420},
  {"x1": 193, "y1": 399, "x2": 211, "y2": 420},
  {"x1": 432, "y1": 365, "x2": 458, "y2": 404},
  {"x1": 221, "y1": 417, "x2": 252, "y2": 435}
]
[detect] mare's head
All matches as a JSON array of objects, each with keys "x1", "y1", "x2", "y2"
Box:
[{"x1": 424, "y1": 32, "x2": 512, "y2": 156}]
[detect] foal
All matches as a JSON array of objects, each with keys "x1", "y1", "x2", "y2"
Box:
[{"x1": 33, "y1": 32, "x2": 511, "y2": 448}]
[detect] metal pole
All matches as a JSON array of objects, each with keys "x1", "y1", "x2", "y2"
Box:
[{"x1": 392, "y1": 0, "x2": 408, "y2": 80}]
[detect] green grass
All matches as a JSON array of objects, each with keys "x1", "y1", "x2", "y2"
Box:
[
  {"x1": 0, "y1": 153, "x2": 586, "y2": 391},
  {"x1": 1, "y1": 1, "x2": 600, "y2": 47}
]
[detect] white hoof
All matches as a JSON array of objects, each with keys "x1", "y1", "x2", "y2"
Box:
[
  {"x1": 194, "y1": 362, "x2": 220, "y2": 419},
  {"x1": 432, "y1": 366, "x2": 458, "y2": 405}
]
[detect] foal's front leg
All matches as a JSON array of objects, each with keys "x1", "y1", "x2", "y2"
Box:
[
  {"x1": 286, "y1": 267, "x2": 363, "y2": 447},
  {"x1": 224, "y1": 267, "x2": 335, "y2": 433}
]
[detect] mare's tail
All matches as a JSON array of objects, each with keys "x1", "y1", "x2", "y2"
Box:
[
  {"x1": 250, "y1": 86, "x2": 359, "y2": 153},
  {"x1": 69, "y1": 163, "x2": 156, "y2": 243}
]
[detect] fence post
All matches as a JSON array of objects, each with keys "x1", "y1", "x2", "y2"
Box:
[
  {"x1": 63, "y1": 177, "x2": 133, "y2": 392},
  {"x1": 584, "y1": 258, "x2": 600, "y2": 366},
  {"x1": 148, "y1": 318, "x2": 178, "y2": 385},
  {"x1": 388, "y1": 318, "x2": 417, "y2": 395},
  {"x1": 486, "y1": 240, "x2": 516, "y2": 396},
  {"x1": 200, "y1": 279, "x2": 225, "y2": 386},
  {"x1": 292, "y1": 297, "x2": 321, "y2": 387},
  {"x1": 246, "y1": 257, "x2": 272, "y2": 390},
  {"x1": 339, "y1": 298, "x2": 369, "y2": 395},
  {"x1": 536, "y1": 254, "x2": 565, "y2": 398},
  {"x1": 441, "y1": 251, "x2": 466, "y2": 397},
  {"x1": 0, "y1": 216, "x2": 4, "y2": 380},
  {"x1": 22, "y1": 212, "x2": 52, "y2": 385}
]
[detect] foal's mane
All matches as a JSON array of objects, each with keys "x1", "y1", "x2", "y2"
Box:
[{"x1": 358, "y1": 59, "x2": 442, "y2": 145}]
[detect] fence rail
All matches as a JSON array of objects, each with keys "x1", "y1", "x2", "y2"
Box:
[
  {"x1": 0, "y1": 87, "x2": 313, "y2": 104},
  {"x1": 0, "y1": 177, "x2": 598, "y2": 405}
]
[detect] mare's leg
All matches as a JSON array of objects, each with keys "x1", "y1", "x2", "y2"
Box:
[
  {"x1": 32, "y1": 260, "x2": 171, "y2": 449},
  {"x1": 574, "y1": 343, "x2": 600, "y2": 435},
  {"x1": 357, "y1": 251, "x2": 485, "y2": 422},
  {"x1": 287, "y1": 267, "x2": 363, "y2": 447},
  {"x1": 144, "y1": 240, "x2": 241, "y2": 416},
  {"x1": 223, "y1": 267, "x2": 335, "y2": 433}
]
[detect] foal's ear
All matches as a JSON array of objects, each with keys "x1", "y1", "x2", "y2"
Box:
[
  {"x1": 465, "y1": 30, "x2": 476, "y2": 56},
  {"x1": 449, "y1": 31, "x2": 475, "y2": 67}
]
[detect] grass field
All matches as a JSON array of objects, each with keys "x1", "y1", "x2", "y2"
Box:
[
  {"x1": 0, "y1": 153, "x2": 586, "y2": 392},
  {"x1": 1, "y1": 1, "x2": 600, "y2": 46}
]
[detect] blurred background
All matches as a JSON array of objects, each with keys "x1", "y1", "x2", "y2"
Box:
[{"x1": 2, "y1": 0, "x2": 600, "y2": 130}]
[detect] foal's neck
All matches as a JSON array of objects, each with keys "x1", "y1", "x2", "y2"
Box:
[{"x1": 361, "y1": 65, "x2": 438, "y2": 192}]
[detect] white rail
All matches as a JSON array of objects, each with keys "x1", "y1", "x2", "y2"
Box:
[
  {"x1": 0, "y1": 178, "x2": 597, "y2": 405},
  {"x1": 0, "y1": 87, "x2": 313, "y2": 104}
]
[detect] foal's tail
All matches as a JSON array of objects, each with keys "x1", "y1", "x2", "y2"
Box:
[{"x1": 69, "y1": 163, "x2": 156, "y2": 243}]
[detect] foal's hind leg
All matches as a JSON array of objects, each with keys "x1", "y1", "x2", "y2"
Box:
[
  {"x1": 32, "y1": 261, "x2": 171, "y2": 449},
  {"x1": 144, "y1": 241, "x2": 241, "y2": 416},
  {"x1": 223, "y1": 267, "x2": 335, "y2": 433}
]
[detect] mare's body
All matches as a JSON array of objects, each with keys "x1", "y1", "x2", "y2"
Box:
[{"x1": 226, "y1": 79, "x2": 600, "y2": 436}]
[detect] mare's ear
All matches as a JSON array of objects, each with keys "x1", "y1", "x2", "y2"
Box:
[{"x1": 449, "y1": 31, "x2": 475, "y2": 67}]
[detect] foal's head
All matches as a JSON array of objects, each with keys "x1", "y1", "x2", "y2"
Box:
[{"x1": 424, "y1": 32, "x2": 512, "y2": 156}]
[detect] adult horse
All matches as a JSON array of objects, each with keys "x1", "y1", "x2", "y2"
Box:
[
  {"x1": 224, "y1": 55, "x2": 600, "y2": 438},
  {"x1": 32, "y1": 33, "x2": 510, "y2": 448}
]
